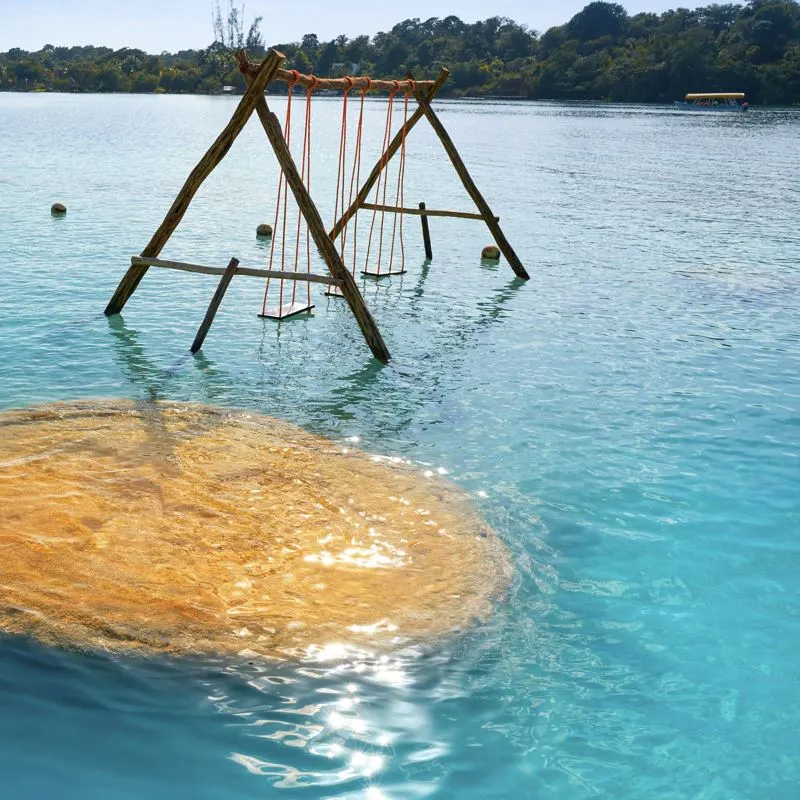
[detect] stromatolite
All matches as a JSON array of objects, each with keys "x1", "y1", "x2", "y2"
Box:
[{"x1": 0, "y1": 400, "x2": 509, "y2": 659}]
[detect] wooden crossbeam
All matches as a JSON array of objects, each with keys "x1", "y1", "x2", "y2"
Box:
[
  {"x1": 236, "y1": 51, "x2": 391, "y2": 363},
  {"x1": 408, "y1": 74, "x2": 530, "y2": 281},
  {"x1": 360, "y1": 203, "x2": 498, "y2": 221},
  {"x1": 132, "y1": 256, "x2": 342, "y2": 287},
  {"x1": 104, "y1": 50, "x2": 284, "y2": 316},
  {"x1": 329, "y1": 69, "x2": 450, "y2": 242},
  {"x1": 241, "y1": 64, "x2": 434, "y2": 94}
]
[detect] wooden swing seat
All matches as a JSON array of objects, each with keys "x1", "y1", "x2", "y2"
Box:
[{"x1": 258, "y1": 302, "x2": 315, "y2": 320}]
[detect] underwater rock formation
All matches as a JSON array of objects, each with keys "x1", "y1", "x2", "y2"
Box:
[{"x1": 0, "y1": 401, "x2": 509, "y2": 659}]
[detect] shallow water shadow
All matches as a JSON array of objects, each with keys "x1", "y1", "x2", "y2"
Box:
[
  {"x1": 313, "y1": 357, "x2": 386, "y2": 423},
  {"x1": 105, "y1": 316, "x2": 237, "y2": 472},
  {"x1": 107, "y1": 315, "x2": 235, "y2": 402},
  {"x1": 314, "y1": 275, "x2": 527, "y2": 442},
  {"x1": 406, "y1": 258, "x2": 433, "y2": 305}
]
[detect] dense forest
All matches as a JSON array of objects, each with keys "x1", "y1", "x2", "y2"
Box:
[{"x1": 2, "y1": 1, "x2": 800, "y2": 103}]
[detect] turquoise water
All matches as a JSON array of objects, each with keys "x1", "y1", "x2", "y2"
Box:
[{"x1": 1, "y1": 93, "x2": 800, "y2": 798}]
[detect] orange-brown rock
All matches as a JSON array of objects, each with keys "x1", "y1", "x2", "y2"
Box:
[{"x1": 0, "y1": 401, "x2": 509, "y2": 659}]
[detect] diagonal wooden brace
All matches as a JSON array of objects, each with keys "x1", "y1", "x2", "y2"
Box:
[
  {"x1": 104, "y1": 49, "x2": 285, "y2": 316},
  {"x1": 409, "y1": 76, "x2": 530, "y2": 281},
  {"x1": 236, "y1": 53, "x2": 391, "y2": 363},
  {"x1": 328, "y1": 69, "x2": 450, "y2": 243},
  {"x1": 190, "y1": 257, "x2": 239, "y2": 354}
]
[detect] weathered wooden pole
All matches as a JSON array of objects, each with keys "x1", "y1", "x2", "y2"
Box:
[
  {"x1": 419, "y1": 202, "x2": 433, "y2": 260},
  {"x1": 359, "y1": 203, "x2": 494, "y2": 221},
  {"x1": 104, "y1": 50, "x2": 285, "y2": 316},
  {"x1": 236, "y1": 53, "x2": 391, "y2": 363},
  {"x1": 190, "y1": 258, "x2": 239, "y2": 354},
  {"x1": 242, "y1": 64, "x2": 436, "y2": 94},
  {"x1": 408, "y1": 74, "x2": 530, "y2": 281},
  {"x1": 329, "y1": 70, "x2": 450, "y2": 243}
]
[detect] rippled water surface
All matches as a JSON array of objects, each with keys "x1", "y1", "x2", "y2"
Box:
[{"x1": 1, "y1": 94, "x2": 799, "y2": 798}]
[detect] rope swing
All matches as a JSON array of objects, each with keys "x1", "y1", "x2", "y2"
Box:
[
  {"x1": 326, "y1": 78, "x2": 368, "y2": 296},
  {"x1": 362, "y1": 81, "x2": 411, "y2": 278},
  {"x1": 388, "y1": 85, "x2": 411, "y2": 274},
  {"x1": 263, "y1": 72, "x2": 412, "y2": 308},
  {"x1": 260, "y1": 71, "x2": 315, "y2": 319},
  {"x1": 333, "y1": 77, "x2": 353, "y2": 261}
]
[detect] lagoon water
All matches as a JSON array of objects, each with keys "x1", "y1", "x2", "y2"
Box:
[{"x1": 1, "y1": 93, "x2": 799, "y2": 798}]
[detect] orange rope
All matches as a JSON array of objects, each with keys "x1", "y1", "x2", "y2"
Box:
[
  {"x1": 365, "y1": 83, "x2": 398, "y2": 276},
  {"x1": 345, "y1": 80, "x2": 369, "y2": 277},
  {"x1": 388, "y1": 85, "x2": 411, "y2": 273},
  {"x1": 333, "y1": 77, "x2": 352, "y2": 260},
  {"x1": 262, "y1": 73, "x2": 297, "y2": 316},
  {"x1": 292, "y1": 76, "x2": 316, "y2": 307},
  {"x1": 327, "y1": 78, "x2": 358, "y2": 294}
]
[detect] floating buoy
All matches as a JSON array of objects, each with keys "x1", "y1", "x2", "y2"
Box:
[
  {"x1": 256, "y1": 223, "x2": 273, "y2": 238},
  {"x1": 51, "y1": 202, "x2": 67, "y2": 215},
  {"x1": 481, "y1": 245, "x2": 500, "y2": 261}
]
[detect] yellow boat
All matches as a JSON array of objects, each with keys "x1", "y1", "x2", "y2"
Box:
[{"x1": 674, "y1": 92, "x2": 749, "y2": 111}]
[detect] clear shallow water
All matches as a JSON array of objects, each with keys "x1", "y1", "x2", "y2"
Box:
[{"x1": 1, "y1": 93, "x2": 799, "y2": 798}]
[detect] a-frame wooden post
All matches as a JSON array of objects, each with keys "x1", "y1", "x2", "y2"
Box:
[
  {"x1": 104, "y1": 50, "x2": 283, "y2": 316},
  {"x1": 236, "y1": 52, "x2": 391, "y2": 363},
  {"x1": 102, "y1": 48, "x2": 523, "y2": 364},
  {"x1": 409, "y1": 73, "x2": 529, "y2": 280}
]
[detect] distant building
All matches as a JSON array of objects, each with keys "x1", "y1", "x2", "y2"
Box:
[{"x1": 222, "y1": 85, "x2": 235, "y2": 93}]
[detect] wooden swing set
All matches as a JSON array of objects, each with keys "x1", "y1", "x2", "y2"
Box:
[{"x1": 104, "y1": 49, "x2": 529, "y2": 363}]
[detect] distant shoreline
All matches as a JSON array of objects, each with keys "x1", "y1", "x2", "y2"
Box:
[
  {"x1": 2, "y1": 90, "x2": 794, "y2": 108},
  {"x1": 3, "y1": 5, "x2": 800, "y2": 106}
]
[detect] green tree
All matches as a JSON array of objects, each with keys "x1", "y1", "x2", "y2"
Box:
[
  {"x1": 3, "y1": 4, "x2": 800, "y2": 103},
  {"x1": 315, "y1": 41, "x2": 338, "y2": 75},
  {"x1": 567, "y1": 2, "x2": 630, "y2": 41}
]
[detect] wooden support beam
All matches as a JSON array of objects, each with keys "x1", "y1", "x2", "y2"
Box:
[
  {"x1": 409, "y1": 75, "x2": 530, "y2": 281},
  {"x1": 236, "y1": 52, "x2": 391, "y2": 364},
  {"x1": 329, "y1": 69, "x2": 450, "y2": 243},
  {"x1": 104, "y1": 49, "x2": 285, "y2": 316},
  {"x1": 419, "y1": 202, "x2": 433, "y2": 260},
  {"x1": 242, "y1": 65, "x2": 434, "y2": 93},
  {"x1": 131, "y1": 256, "x2": 342, "y2": 287},
  {"x1": 190, "y1": 258, "x2": 239, "y2": 354},
  {"x1": 360, "y1": 203, "x2": 497, "y2": 221}
]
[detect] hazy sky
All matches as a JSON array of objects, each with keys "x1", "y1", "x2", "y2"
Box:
[{"x1": 1, "y1": 0, "x2": 683, "y2": 52}]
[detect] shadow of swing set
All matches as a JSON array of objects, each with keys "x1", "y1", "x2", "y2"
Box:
[{"x1": 103, "y1": 49, "x2": 530, "y2": 364}]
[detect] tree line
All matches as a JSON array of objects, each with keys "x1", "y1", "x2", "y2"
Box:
[{"x1": 1, "y1": 1, "x2": 799, "y2": 104}]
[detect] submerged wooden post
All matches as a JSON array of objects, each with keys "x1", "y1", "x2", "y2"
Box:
[
  {"x1": 419, "y1": 202, "x2": 433, "y2": 260},
  {"x1": 104, "y1": 50, "x2": 284, "y2": 316},
  {"x1": 329, "y1": 70, "x2": 450, "y2": 243},
  {"x1": 190, "y1": 258, "x2": 239, "y2": 354},
  {"x1": 236, "y1": 52, "x2": 391, "y2": 364},
  {"x1": 409, "y1": 75, "x2": 530, "y2": 281}
]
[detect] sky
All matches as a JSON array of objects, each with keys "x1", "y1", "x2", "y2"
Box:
[{"x1": 1, "y1": 0, "x2": 684, "y2": 52}]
